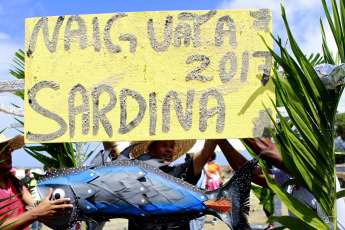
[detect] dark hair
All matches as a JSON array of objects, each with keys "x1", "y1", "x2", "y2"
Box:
[
  {"x1": 24, "y1": 169, "x2": 30, "y2": 174},
  {"x1": 149, "y1": 141, "x2": 157, "y2": 149},
  {"x1": 210, "y1": 152, "x2": 216, "y2": 161}
]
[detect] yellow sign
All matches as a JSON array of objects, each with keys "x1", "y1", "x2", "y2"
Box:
[{"x1": 25, "y1": 9, "x2": 274, "y2": 143}]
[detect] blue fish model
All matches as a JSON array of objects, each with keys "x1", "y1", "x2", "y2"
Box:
[{"x1": 34, "y1": 147, "x2": 257, "y2": 230}]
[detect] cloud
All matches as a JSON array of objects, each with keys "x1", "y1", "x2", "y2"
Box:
[
  {"x1": 0, "y1": 33, "x2": 10, "y2": 40},
  {"x1": 216, "y1": 0, "x2": 326, "y2": 55},
  {"x1": 0, "y1": 37, "x2": 22, "y2": 81}
]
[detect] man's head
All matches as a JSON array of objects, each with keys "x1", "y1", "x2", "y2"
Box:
[
  {"x1": 130, "y1": 139, "x2": 196, "y2": 162},
  {"x1": 0, "y1": 135, "x2": 24, "y2": 175},
  {"x1": 148, "y1": 140, "x2": 175, "y2": 163},
  {"x1": 25, "y1": 169, "x2": 31, "y2": 177},
  {"x1": 0, "y1": 142, "x2": 14, "y2": 174}
]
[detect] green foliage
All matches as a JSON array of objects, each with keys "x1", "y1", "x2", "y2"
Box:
[
  {"x1": 9, "y1": 49, "x2": 24, "y2": 100},
  {"x1": 23, "y1": 142, "x2": 99, "y2": 170},
  {"x1": 251, "y1": 184, "x2": 275, "y2": 214},
  {"x1": 321, "y1": 0, "x2": 345, "y2": 64},
  {"x1": 0, "y1": 195, "x2": 21, "y2": 229},
  {"x1": 337, "y1": 189, "x2": 345, "y2": 199},
  {"x1": 259, "y1": 0, "x2": 345, "y2": 228}
]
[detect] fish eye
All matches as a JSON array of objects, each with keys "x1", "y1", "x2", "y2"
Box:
[{"x1": 52, "y1": 188, "x2": 66, "y2": 200}]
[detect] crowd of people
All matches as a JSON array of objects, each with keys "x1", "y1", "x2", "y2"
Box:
[{"x1": 1, "y1": 134, "x2": 345, "y2": 230}]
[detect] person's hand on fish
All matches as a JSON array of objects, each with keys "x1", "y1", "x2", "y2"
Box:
[{"x1": 31, "y1": 188, "x2": 73, "y2": 221}]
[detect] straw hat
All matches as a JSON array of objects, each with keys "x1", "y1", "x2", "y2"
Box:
[
  {"x1": 130, "y1": 140, "x2": 196, "y2": 162},
  {"x1": 0, "y1": 134, "x2": 25, "y2": 150}
]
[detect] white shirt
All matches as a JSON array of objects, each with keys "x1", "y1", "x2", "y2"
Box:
[{"x1": 272, "y1": 169, "x2": 345, "y2": 230}]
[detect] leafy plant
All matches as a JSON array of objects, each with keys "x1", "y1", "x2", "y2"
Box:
[
  {"x1": 0, "y1": 195, "x2": 21, "y2": 229},
  {"x1": 23, "y1": 142, "x2": 99, "y2": 170},
  {"x1": 9, "y1": 49, "x2": 24, "y2": 100},
  {"x1": 258, "y1": 0, "x2": 345, "y2": 229}
]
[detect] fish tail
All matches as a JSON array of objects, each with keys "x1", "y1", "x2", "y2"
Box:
[{"x1": 204, "y1": 157, "x2": 258, "y2": 230}]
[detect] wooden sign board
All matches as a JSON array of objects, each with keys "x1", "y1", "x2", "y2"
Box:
[{"x1": 25, "y1": 9, "x2": 274, "y2": 143}]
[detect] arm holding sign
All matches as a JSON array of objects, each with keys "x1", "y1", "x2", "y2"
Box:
[
  {"x1": 217, "y1": 139, "x2": 271, "y2": 188},
  {"x1": 192, "y1": 139, "x2": 218, "y2": 176},
  {"x1": 242, "y1": 138, "x2": 290, "y2": 174}
]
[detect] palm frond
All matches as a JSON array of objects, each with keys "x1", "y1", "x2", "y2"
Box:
[
  {"x1": 9, "y1": 50, "x2": 24, "y2": 80},
  {"x1": 258, "y1": 2, "x2": 345, "y2": 228}
]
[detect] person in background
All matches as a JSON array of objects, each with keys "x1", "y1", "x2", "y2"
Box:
[
  {"x1": 0, "y1": 134, "x2": 73, "y2": 230},
  {"x1": 204, "y1": 152, "x2": 224, "y2": 225},
  {"x1": 21, "y1": 169, "x2": 32, "y2": 189},
  {"x1": 43, "y1": 166, "x2": 52, "y2": 173}
]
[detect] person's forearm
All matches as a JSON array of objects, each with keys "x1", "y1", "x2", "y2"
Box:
[
  {"x1": 0, "y1": 208, "x2": 37, "y2": 230},
  {"x1": 218, "y1": 139, "x2": 273, "y2": 188},
  {"x1": 218, "y1": 139, "x2": 248, "y2": 172},
  {"x1": 193, "y1": 139, "x2": 217, "y2": 176}
]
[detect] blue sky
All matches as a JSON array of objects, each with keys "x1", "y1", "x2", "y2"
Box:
[{"x1": 0, "y1": 0, "x2": 343, "y2": 167}]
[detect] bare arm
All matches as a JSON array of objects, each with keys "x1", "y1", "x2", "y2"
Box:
[
  {"x1": 216, "y1": 163, "x2": 225, "y2": 181},
  {"x1": 103, "y1": 141, "x2": 121, "y2": 160},
  {"x1": 21, "y1": 186, "x2": 35, "y2": 205},
  {"x1": 218, "y1": 139, "x2": 272, "y2": 189},
  {"x1": 242, "y1": 138, "x2": 290, "y2": 174},
  {"x1": 193, "y1": 140, "x2": 217, "y2": 176},
  {"x1": 0, "y1": 188, "x2": 73, "y2": 230}
]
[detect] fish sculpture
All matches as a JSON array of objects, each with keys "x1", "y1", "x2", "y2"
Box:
[{"x1": 33, "y1": 145, "x2": 258, "y2": 230}]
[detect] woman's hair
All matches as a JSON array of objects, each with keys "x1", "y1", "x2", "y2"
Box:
[{"x1": 210, "y1": 152, "x2": 216, "y2": 161}]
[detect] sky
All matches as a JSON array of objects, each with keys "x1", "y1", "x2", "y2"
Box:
[{"x1": 0, "y1": 0, "x2": 344, "y2": 167}]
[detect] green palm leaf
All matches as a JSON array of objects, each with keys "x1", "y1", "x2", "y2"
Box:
[
  {"x1": 258, "y1": 1, "x2": 345, "y2": 228},
  {"x1": 262, "y1": 168, "x2": 330, "y2": 229}
]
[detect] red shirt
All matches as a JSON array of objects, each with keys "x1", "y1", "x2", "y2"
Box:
[{"x1": 0, "y1": 175, "x2": 29, "y2": 230}]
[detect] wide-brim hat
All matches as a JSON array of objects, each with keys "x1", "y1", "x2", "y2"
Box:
[
  {"x1": 130, "y1": 139, "x2": 196, "y2": 162},
  {"x1": 0, "y1": 134, "x2": 25, "y2": 150}
]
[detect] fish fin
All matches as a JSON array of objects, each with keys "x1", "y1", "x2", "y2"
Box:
[
  {"x1": 116, "y1": 143, "x2": 140, "y2": 161},
  {"x1": 204, "y1": 199, "x2": 231, "y2": 213},
  {"x1": 135, "y1": 154, "x2": 167, "y2": 168},
  {"x1": 89, "y1": 149, "x2": 105, "y2": 166},
  {"x1": 102, "y1": 145, "x2": 117, "y2": 163},
  {"x1": 205, "y1": 157, "x2": 258, "y2": 230},
  {"x1": 136, "y1": 153, "x2": 158, "y2": 161}
]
